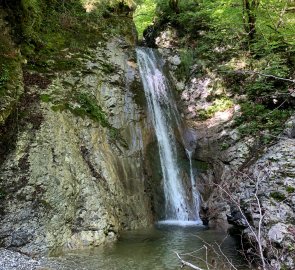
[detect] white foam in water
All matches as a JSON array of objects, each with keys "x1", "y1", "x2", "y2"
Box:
[{"x1": 157, "y1": 220, "x2": 203, "y2": 227}]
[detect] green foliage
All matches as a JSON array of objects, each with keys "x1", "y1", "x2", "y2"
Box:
[
  {"x1": 242, "y1": 53, "x2": 290, "y2": 99},
  {"x1": 69, "y1": 93, "x2": 128, "y2": 147},
  {"x1": 16, "y1": 0, "x2": 136, "y2": 63},
  {"x1": 43, "y1": 91, "x2": 127, "y2": 147},
  {"x1": 286, "y1": 186, "x2": 295, "y2": 193},
  {"x1": 197, "y1": 97, "x2": 234, "y2": 120},
  {"x1": 48, "y1": 92, "x2": 110, "y2": 127},
  {"x1": 101, "y1": 62, "x2": 116, "y2": 74},
  {"x1": 254, "y1": 1, "x2": 295, "y2": 47},
  {"x1": 73, "y1": 93, "x2": 110, "y2": 127},
  {"x1": 220, "y1": 142, "x2": 230, "y2": 151},
  {"x1": 270, "y1": 191, "x2": 286, "y2": 202},
  {"x1": 149, "y1": 0, "x2": 295, "y2": 58},
  {"x1": 134, "y1": 0, "x2": 157, "y2": 39},
  {"x1": 21, "y1": 0, "x2": 44, "y2": 41},
  {"x1": 175, "y1": 49, "x2": 196, "y2": 79},
  {"x1": 156, "y1": 0, "x2": 203, "y2": 29},
  {"x1": 0, "y1": 59, "x2": 21, "y2": 125},
  {"x1": 194, "y1": 160, "x2": 209, "y2": 171},
  {"x1": 0, "y1": 64, "x2": 10, "y2": 94},
  {"x1": 40, "y1": 94, "x2": 52, "y2": 102},
  {"x1": 257, "y1": 54, "x2": 289, "y2": 78},
  {"x1": 235, "y1": 102, "x2": 292, "y2": 140},
  {"x1": 0, "y1": 188, "x2": 6, "y2": 200}
]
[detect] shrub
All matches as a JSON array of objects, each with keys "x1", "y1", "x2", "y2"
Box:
[
  {"x1": 175, "y1": 49, "x2": 196, "y2": 79},
  {"x1": 270, "y1": 191, "x2": 286, "y2": 202},
  {"x1": 286, "y1": 186, "x2": 295, "y2": 193},
  {"x1": 197, "y1": 97, "x2": 233, "y2": 120},
  {"x1": 0, "y1": 64, "x2": 10, "y2": 94},
  {"x1": 235, "y1": 102, "x2": 293, "y2": 141}
]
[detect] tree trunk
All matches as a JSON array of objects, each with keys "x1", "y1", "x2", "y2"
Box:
[
  {"x1": 169, "y1": 0, "x2": 179, "y2": 14},
  {"x1": 242, "y1": 0, "x2": 259, "y2": 40}
]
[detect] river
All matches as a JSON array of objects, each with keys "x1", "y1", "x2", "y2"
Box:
[{"x1": 46, "y1": 225, "x2": 249, "y2": 270}]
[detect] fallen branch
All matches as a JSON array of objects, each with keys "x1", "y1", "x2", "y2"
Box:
[
  {"x1": 216, "y1": 183, "x2": 267, "y2": 269},
  {"x1": 194, "y1": 235, "x2": 239, "y2": 270},
  {"x1": 212, "y1": 167, "x2": 275, "y2": 270},
  {"x1": 174, "y1": 251, "x2": 205, "y2": 270},
  {"x1": 216, "y1": 242, "x2": 238, "y2": 270}
]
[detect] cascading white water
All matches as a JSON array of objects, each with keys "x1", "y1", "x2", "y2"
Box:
[
  {"x1": 136, "y1": 47, "x2": 201, "y2": 225},
  {"x1": 186, "y1": 149, "x2": 201, "y2": 221}
]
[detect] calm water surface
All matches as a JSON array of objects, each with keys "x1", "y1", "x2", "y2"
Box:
[{"x1": 49, "y1": 225, "x2": 249, "y2": 270}]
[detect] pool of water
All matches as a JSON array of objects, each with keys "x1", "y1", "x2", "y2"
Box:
[{"x1": 47, "y1": 225, "x2": 250, "y2": 270}]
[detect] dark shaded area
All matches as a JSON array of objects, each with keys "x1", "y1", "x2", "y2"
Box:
[
  {"x1": 80, "y1": 145, "x2": 104, "y2": 182},
  {"x1": 23, "y1": 70, "x2": 51, "y2": 89},
  {"x1": 144, "y1": 140, "x2": 165, "y2": 220},
  {"x1": 0, "y1": 71, "x2": 45, "y2": 210}
]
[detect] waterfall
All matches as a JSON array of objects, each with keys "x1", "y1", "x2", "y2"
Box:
[
  {"x1": 136, "y1": 47, "x2": 201, "y2": 225},
  {"x1": 186, "y1": 149, "x2": 201, "y2": 221}
]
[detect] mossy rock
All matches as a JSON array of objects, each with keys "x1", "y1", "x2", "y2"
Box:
[
  {"x1": 270, "y1": 191, "x2": 286, "y2": 202},
  {"x1": 0, "y1": 59, "x2": 24, "y2": 125},
  {"x1": 0, "y1": 188, "x2": 7, "y2": 200},
  {"x1": 286, "y1": 186, "x2": 295, "y2": 193}
]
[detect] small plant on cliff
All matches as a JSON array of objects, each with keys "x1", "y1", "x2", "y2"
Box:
[
  {"x1": 74, "y1": 93, "x2": 110, "y2": 127},
  {"x1": 270, "y1": 191, "x2": 286, "y2": 202},
  {"x1": 235, "y1": 102, "x2": 293, "y2": 142},
  {"x1": 286, "y1": 186, "x2": 295, "y2": 193},
  {"x1": 48, "y1": 92, "x2": 128, "y2": 148},
  {"x1": 0, "y1": 64, "x2": 10, "y2": 93},
  {"x1": 0, "y1": 188, "x2": 6, "y2": 200},
  {"x1": 175, "y1": 48, "x2": 196, "y2": 79},
  {"x1": 197, "y1": 97, "x2": 233, "y2": 120}
]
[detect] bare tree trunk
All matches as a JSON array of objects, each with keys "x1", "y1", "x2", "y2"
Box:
[
  {"x1": 169, "y1": 0, "x2": 180, "y2": 14},
  {"x1": 242, "y1": 0, "x2": 260, "y2": 40}
]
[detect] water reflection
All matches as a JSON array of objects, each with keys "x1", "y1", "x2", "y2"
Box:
[{"x1": 47, "y1": 226, "x2": 249, "y2": 270}]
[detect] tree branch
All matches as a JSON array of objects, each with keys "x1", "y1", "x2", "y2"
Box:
[
  {"x1": 174, "y1": 251, "x2": 205, "y2": 270},
  {"x1": 222, "y1": 69, "x2": 295, "y2": 83}
]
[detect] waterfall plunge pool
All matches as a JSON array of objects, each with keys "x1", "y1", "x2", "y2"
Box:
[
  {"x1": 46, "y1": 225, "x2": 250, "y2": 270},
  {"x1": 43, "y1": 49, "x2": 249, "y2": 270}
]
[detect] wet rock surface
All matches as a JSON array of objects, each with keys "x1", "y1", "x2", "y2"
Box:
[{"x1": 0, "y1": 31, "x2": 154, "y2": 256}]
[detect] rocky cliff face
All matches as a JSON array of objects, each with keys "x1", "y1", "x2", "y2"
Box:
[
  {"x1": 0, "y1": 11, "x2": 155, "y2": 255},
  {"x1": 196, "y1": 112, "x2": 295, "y2": 269},
  {"x1": 153, "y1": 27, "x2": 295, "y2": 269}
]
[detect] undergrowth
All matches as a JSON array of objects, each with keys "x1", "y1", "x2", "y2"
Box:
[
  {"x1": 235, "y1": 102, "x2": 292, "y2": 143},
  {"x1": 2, "y1": 0, "x2": 135, "y2": 72},
  {"x1": 197, "y1": 97, "x2": 234, "y2": 120}
]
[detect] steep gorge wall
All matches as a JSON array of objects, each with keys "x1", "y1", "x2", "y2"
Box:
[{"x1": 0, "y1": 6, "x2": 155, "y2": 255}]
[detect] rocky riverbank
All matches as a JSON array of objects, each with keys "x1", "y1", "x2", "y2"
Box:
[{"x1": 0, "y1": 249, "x2": 41, "y2": 270}]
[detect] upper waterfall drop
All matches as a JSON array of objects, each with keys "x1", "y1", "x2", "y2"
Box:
[{"x1": 136, "y1": 47, "x2": 202, "y2": 225}]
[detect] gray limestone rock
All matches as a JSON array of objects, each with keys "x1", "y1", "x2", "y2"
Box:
[
  {"x1": 0, "y1": 37, "x2": 154, "y2": 255},
  {"x1": 168, "y1": 55, "x2": 181, "y2": 66},
  {"x1": 268, "y1": 223, "x2": 288, "y2": 244}
]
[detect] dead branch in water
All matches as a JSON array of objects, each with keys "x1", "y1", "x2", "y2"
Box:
[{"x1": 174, "y1": 251, "x2": 205, "y2": 270}]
